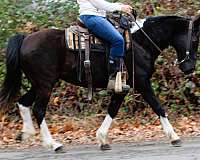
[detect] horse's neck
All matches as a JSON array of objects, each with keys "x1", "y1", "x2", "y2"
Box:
[{"x1": 132, "y1": 19, "x2": 173, "y2": 58}]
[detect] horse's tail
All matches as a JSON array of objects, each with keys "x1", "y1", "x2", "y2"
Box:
[{"x1": 0, "y1": 34, "x2": 26, "y2": 113}]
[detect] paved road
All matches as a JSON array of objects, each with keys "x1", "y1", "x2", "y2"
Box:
[{"x1": 1, "y1": 138, "x2": 200, "y2": 160}]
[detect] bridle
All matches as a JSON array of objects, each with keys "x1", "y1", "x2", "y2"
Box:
[
  {"x1": 129, "y1": 14, "x2": 194, "y2": 66},
  {"x1": 175, "y1": 19, "x2": 194, "y2": 65},
  {"x1": 128, "y1": 14, "x2": 195, "y2": 90}
]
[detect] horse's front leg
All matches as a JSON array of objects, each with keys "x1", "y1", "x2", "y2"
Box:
[
  {"x1": 136, "y1": 76, "x2": 181, "y2": 147},
  {"x1": 96, "y1": 93, "x2": 127, "y2": 150}
]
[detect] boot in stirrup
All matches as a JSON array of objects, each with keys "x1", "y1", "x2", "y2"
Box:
[{"x1": 107, "y1": 57, "x2": 130, "y2": 93}]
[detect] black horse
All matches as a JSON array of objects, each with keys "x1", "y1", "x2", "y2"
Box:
[{"x1": 0, "y1": 15, "x2": 200, "y2": 152}]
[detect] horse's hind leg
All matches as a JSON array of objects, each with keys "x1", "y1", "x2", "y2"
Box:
[
  {"x1": 96, "y1": 93, "x2": 127, "y2": 150},
  {"x1": 33, "y1": 89, "x2": 63, "y2": 152},
  {"x1": 16, "y1": 88, "x2": 36, "y2": 142}
]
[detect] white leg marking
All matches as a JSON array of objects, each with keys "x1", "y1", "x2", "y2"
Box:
[
  {"x1": 40, "y1": 119, "x2": 62, "y2": 151},
  {"x1": 18, "y1": 103, "x2": 36, "y2": 140},
  {"x1": 160, "y1": 116, "x2": 180, "y2": 141},
  {"x1": 96, "y1": 114, "x2": 113, "y2": 145}
]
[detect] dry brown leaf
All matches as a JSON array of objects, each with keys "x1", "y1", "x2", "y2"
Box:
[{"x1": 53, "y1": 97, "x2": 61, "y2": 106}]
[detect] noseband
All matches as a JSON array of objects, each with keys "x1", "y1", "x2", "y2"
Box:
[{"x1": 175, "y1": 19, "x2": 194, "y2": 65}]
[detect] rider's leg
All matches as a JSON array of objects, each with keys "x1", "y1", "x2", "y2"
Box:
[{"x1": 80, "y1": 15, "x2": 130, "y2": 92}]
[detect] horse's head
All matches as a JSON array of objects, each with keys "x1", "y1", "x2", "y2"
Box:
[{"x1": 172, "y1": 15, "x2": 200, "y2": 75}]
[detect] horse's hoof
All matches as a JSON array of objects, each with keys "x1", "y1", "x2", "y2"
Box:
[
  {"x1": 171, "y1": 139, "x2": 182, "y2": 147},
  {"x1": 55, "y1": 146, "x2": 65, "y2": 153},
  {"x1": 15, "y1": 132, "x2": 23, "y2": 142},
  {"x1": 100, "y1": 144, "x2": 111, "y2": 151}
]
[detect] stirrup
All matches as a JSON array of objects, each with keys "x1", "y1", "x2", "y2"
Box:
[
  {"x1": 107, "y1": 71, "x2": 130, "y2": 93},
  {"x1": 121, "y1": 71, "x2": 130, "y2": 92},
  {"x1": 115, "y1": 71, "x2": 130, "y2": 93}
]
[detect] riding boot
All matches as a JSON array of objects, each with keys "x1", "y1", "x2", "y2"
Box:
[{"x1": 107, "y1": 57, "x2": 130, "y2": 93}]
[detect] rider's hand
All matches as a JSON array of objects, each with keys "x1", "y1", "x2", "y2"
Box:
[{"x1": 121, "y1": 5, "x2": 132, "y2": 14}]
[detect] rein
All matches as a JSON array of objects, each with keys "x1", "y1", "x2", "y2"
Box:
[
  {"x1": 129, "y1": 13, "x2": 163, "y2": 53},
  {"x1": 128, "y1": 13, "x2": 163, "y2": 91}
]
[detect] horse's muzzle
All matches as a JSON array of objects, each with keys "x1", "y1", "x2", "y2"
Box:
[{"x1": 179, "y1": 60, "x2": 196, "y2": 75}]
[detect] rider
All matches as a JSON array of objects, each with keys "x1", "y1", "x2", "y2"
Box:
[{"x1": 77, "y1": 0, "x2": 132, "y2": 92}]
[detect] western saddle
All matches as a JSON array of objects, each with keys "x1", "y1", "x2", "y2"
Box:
[{"x1": 65, "y1": 13, "x2": 134, "y2": 100}]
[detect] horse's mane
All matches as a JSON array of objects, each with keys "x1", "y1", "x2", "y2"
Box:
[{"x1": 144, "y1": 16, "x2": 188, "y2": 26}]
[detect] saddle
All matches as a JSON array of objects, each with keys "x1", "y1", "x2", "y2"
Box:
[
  {"x1": 65, "y1": 12, "x2": 136, "y2": 100},
  {"x1": 66, "y1": 17, "x2": 132, "y2": 51}
]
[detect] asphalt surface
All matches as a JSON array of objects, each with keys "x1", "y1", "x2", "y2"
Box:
[{"x1": 0, "y1": 138, "x2": 200, "y2": 160}]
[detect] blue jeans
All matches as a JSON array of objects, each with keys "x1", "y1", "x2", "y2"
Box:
[{"x1": 80, "y1": 15, "x2": 125, "y2": 58}]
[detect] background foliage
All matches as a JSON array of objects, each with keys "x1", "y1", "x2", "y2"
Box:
[{"x1": 0, "y1": 0, "x2": 199, "y2": 117}]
